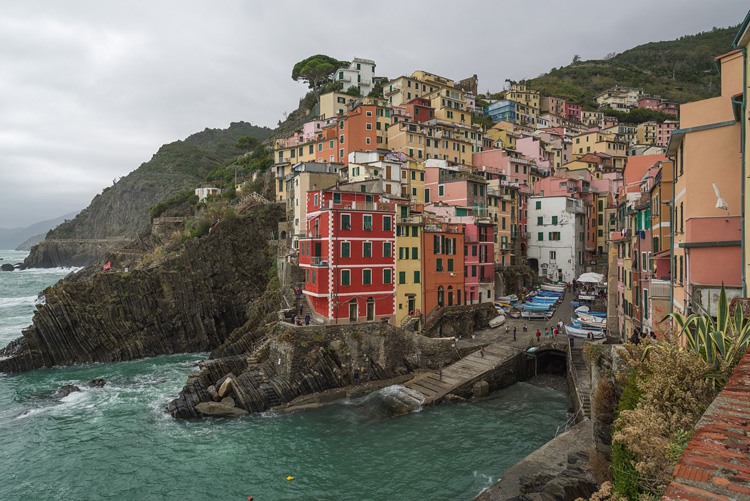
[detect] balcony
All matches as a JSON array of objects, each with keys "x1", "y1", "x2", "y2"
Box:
[
  {"x1": 399, "y1": 215, "x2": 423, "y2": 225},
  {"x1": 306, "y1": 230, "x2": 321, "y2": 238},
  {"x1": 310, "y1": 256, "x2": 329, "y2": 267}
]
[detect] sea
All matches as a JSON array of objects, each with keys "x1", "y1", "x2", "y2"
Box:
[{"x1": 0, "y1": 249, "x2": 570, "y2": 500}]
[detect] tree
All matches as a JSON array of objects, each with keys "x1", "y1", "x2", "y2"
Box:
[
  {"x1": 291, "y1": 55, "x2": 348, "y2": 106},
  {"x1": 235, "y1": 135, "x2": 259, "y2": 153},
  {"x1": 572, "y1": 54, "x2": 581, "y2": 64}
]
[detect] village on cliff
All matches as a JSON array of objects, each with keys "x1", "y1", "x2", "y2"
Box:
[{"x1": 194, "y1": 22, "x2": 749, "y2": 342}]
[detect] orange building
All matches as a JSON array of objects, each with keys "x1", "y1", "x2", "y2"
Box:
[{"x1": 422, "y1": 219, "x2": 465, "y2": 316}]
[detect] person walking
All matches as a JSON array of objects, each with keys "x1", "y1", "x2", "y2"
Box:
[
  {"x1": 505, "y1": 325, "x2": 510, "y2": 335},
  {"x1": 304, "y1": 314, "x2": 310, "y2": 326},
  {"x1": 438, "y1": 364, "x2": 443, "y2": 381},
  {"x1": 480, "y1": 346, "x2": 485, "y2": 358},
  {"x1": 523, "y1": 323, "x2": 528, "y2": 333},
  {"x1": 536, "y1": 329, "x2": 541, "y2": 343},
  {"x1": 513, "y1": 327, "x2": 517, "y2": 341},
  {"x1": 553, "y1": 326, "x2": 558, "y2": 339},
  {"x1": 544, "y1": 327, "x2": 549, "y2": 339}
]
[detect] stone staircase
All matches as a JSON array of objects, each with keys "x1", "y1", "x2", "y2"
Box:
[{"x1": 570, "y1": 345, "x2": 591, "y2": 418}]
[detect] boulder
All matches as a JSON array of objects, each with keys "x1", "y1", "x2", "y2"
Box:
[
  {"x1": 207, "y1": 385, "x2": 219, "y2": 401},
  {"x1": 220, "y1": 396, "x2": 235, "y2": 407},
  {"x1": 55, "y1": 385, "x2": 81, "y2": 397},
  {"x1": 88, "y1": 378, "x2": 107, "y2": 388},
  {"x1": 195, "y1": 402, "x2": 248, "y2": 418},
  {"x1": 1, "y1": 264, "x2": 14, "y2": 272},
  {"x1": 218, "y1": 377, "x2": 234, "y2": 398},
  {"x1": 473, "y1": 380, "x2": 489, "y2": 398}
]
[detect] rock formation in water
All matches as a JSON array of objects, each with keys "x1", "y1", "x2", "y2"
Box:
[
  {"x1": 0, "y1": 204, "x2": 284, "y2": 373},
  {"x1": 167, "y1": 321, "x2": 462, "y2": 418}
]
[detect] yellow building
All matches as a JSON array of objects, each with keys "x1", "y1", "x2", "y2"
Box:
[
  {"x1": 636, "y1": 121, "x2": 658, "y2": 145},
  {"x1": 736, "y1": 12, "x2": 750, "y2": 296},
  {"x1": 507, "y1": 83, "x2": 540, "y2": 111},
  {"x1": 395, "y1": 206, "x2": 424, "y2": 330},
  {"x1": 572, "y1": 131, "x2": 628, "y2": 169},
  {"x1": 581, "y1": 110, "x2": 604, "y2": 127},
  {"x1": 402, "y1": 159, "x2": 426, "y2": 202},
  {"x1": 488, "y1": 181, "x2": 514, "y2": 266},
  {"x1": 387, "y1": 120, "x2": 474, "y2": 165},
  {"x1": 319, "y1": 92, "x2": 358, "y2": 119}
]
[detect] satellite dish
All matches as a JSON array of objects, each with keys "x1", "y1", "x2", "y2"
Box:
[{"x1": 712, "y1": 183, "x2": 729, "y2": 214}]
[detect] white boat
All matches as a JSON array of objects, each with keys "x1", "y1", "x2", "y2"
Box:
[
  {"x1": 571, "y1": 318, "x2": 606, "y2": 330},
  {"x1": 495, "y1": 295, "x2": 518, "y2": 303},
  {"x1": 489, "y1": 315, "x2": 506, "y2": 328},
  {"x1": 575, "y1": 312, "x2": 606, "y2": 323},
  {"x1": 565, "y1": 324, "x2": 606, "y2": 339},
  {"x1": 541, "y1": 284, "x2": 566, "y2": 292},
  {"x1": 522, "y1": 310, "x2": 553, "y2": 320}
]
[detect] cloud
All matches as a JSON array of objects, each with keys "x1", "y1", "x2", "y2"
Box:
[{"x1": 1, "y1": 0, "x2": 747, "y2": 228}]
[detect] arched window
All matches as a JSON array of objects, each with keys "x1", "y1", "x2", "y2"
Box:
[
  {"x1": 366, "y1": 297, "x2": 375, "y2": 321},
  {"x1": 280, "y1": 231, "x2": 287, "y2": 240},
  {"x1": 437, "y1": 286, "x2": 444, "y2": 307}
]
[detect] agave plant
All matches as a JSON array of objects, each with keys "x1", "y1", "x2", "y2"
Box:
[{"x1": 661, "y1": 285, "x2": 750, "y2": 388}]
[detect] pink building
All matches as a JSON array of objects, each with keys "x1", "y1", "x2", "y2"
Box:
[
  {"x1": 656, "y1": 121, "x2": 679, "y2": 147},
  {"x1": 424, "y1": 161, "x2": 490, "y2": 216},
  {"x1": 657, "y1": 101, "x2": 678, "y2": 116},
  {"x1": 516, "y1": 136, "x2": 552, "y2": 174},
  {"x1": 685, "y1": 217, "x2": 742, "y2": 288},
  {"x1": 637, "y1": 97, "x2": 660, "y2": 111}
]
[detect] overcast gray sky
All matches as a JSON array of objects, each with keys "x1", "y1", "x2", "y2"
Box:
[{"x1": 1, "y1": 1, "x2": 747, "y2": 228}]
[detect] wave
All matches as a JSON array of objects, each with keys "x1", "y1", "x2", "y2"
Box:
[{"x1": 0, "y1": 296, "x2": 38, "y2": 308}]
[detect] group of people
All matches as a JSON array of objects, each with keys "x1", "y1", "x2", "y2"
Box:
[
  {"x1": 292, "y1": 286, "x2": 310, "y2": 326},
  {"x1": 503, "y1": 319, "x2": 567, "y2": 344}
]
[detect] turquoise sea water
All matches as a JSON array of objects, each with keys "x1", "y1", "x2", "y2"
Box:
[{"x1": 0, "y1": 250, "x2": 569, "y2": 500}]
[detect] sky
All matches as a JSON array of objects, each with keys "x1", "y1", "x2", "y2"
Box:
[{"x1": 1, "y1": 1, "x2": 748, "y2": 228}]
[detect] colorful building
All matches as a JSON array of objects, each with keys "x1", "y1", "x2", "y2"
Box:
[{"x1": 300, "y1": 184, "x2": 396, "y2": 324}]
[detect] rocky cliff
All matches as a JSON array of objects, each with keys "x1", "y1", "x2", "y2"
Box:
[
  {"x1": 167, "y1": 322, "x2": 462, "y2": 418},
  {"x1": 0, "y1": 204, "x2": 284, "y2": 373},
  {"x1": 24, "y1": 121, "x2": 272, "y2": 268}
]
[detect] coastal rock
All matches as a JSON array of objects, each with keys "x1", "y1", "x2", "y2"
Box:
[
  {"x1": 0, "y1": 206, "x2": 284, "y2": 373},
  {"x1": 1, "y1": 263, "x2": 14, "y2": 271},
  {"x1": 207, "y1": 385, "x2": 219, "y2": 401},
  {"x1": 88, "y1": 378, "x2": 107, "y2": 388},
  {"x1": 55, "y1": 385, "x2": 81, "y2": 397},
  {"x1": 218, "y1": 377, "x2": 234, "y2": 398},
  {"x1": 220, "y1": 397, "x2": 235, "y2": 407},
  {"x1": 195, "y1": 402, "x2": 248, "y2": 418}
]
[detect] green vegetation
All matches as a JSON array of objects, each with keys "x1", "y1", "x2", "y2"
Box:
[
  {"x1": 662, "y1": 285, "x2": 750, "y2": 389},
  {"x1": 599, "y1": 107, "x2": 676, "y2": 124},
  {"x1": 150, "y1": 190, "x2": 199, "y2": 219},
  {"x1": 528, "y1": 25, "x2": 738, "y2": 107},
  {"x1": 292, "y1": 54, "x2": 349, "y2": 104}
]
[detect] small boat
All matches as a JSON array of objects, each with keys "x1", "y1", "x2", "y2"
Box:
[
  {"x1": 575, "y1": 312, "x2": 606, "y2": 323},
  {"x1": 522, "y1": 303, "x2": 552, "y2": 311},
  {"x1": 526, "y1": 297, "x2": 558, "y2": 304},
  {"x1": 522, "y1": 310, "x2": 553, "y2": 320},
  {"x1": 565, "y1": 324, "x2": 606, "y2": 339},
  {"x1": 575, "y1": 305, "x2": 590, "y2": 314},
  {"x1": 587, "y1": 311, "x2": 607, "y2": 318},
  {"x1": 541, "y1": 284, "x2": 566, "y2": 292},
  {"x1": 508, "y1": 307, "x2": 522, "y2": 318},
  {"x1": 495, "y1": 295, "x2": 518, "y2": 303},
  {"x1": 570, "y1": 318, "x2": 606, "y2": 330},
  {"x1": 489, "y1": 315, "x2": 506, "y2": 328}
]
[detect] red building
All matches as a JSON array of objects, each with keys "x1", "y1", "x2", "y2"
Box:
[
  {"x1": 657, "y1": 101, "x2": 678, "y2": 116},
  {"x1": 299, "y1": 184, "x2": 396, "y2": 323},
  {"x1": 637, "y1": 97, "x2": 660, "y2": 110},
  {"x1": 564, "y1": 102, "x2": 582, "y2": 121},
  {"x1": 403, "y1": 97, "x2": 435, "y2": 123}
]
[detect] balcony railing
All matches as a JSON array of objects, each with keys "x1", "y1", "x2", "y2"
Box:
[{"x1": 310, "y1": 257, "x2": 329, "y2": 267}]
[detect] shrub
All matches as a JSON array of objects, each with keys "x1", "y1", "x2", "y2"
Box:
[
  {"x1": 583, "y1": 343, "x2": 602, "y2": 365},
  {"x1": 278, "y1": 330, "x2": 295, "y2": 343}
]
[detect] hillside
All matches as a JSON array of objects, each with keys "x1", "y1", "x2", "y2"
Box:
[
  {"x1": 528, "y1": 25, "x2": 739, "y2": 108},
  {"x1": 46, "y1": 121, "x2": 272, "y2": 241}
]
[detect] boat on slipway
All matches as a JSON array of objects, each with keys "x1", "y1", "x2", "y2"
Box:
[{"x1": 565, "y1": 324, "x2": 606, "y2": 339}]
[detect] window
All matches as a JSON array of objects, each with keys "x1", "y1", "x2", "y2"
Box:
[
  {"x1": 341, "y1": 242, "x2": 350, "y2": 258},
  {"x1": 363, "y1": 242, "x2": 372, "y2": 258},
  {"x1": 535, "y1": 201, "x2": 541, "y2": 210},
  {"x1": 341, "y1": 270, "x2": 351, "y2": 286},
  {"x1": 472, "y1": 246, "x2": 477, "y2": 257},
  {"x1": 472, "y1": 265, "x2": 477, "y2": 277},
  {"x1": 383, "y1": 216, "x2": 392, "y2": 231},
  {"x1": 383, "y1": 242, "x2": 392, "y2": 258},
  {"x1": 341, "y1": 214, "x2": 351, "y2": 230},
  {"x1": 333, "y1": 193, "x2": 341, "y2": 205},
  {"x1": 412, "y1": 247, "x2": 418, "y2": 259},
  {"x1": 549, "y1": 232, "x2": 561, "y2": 240},
  {"x1": 314, "y1": 194, "x2": 319, "y2": 206},
  {"x1": 551, "y1": 216, "x2": 558, "y2": 225},
  {"x1": 537, "y1": 216, "x2": 543, "y2": 225},
  {"x1": 447, "y1": 259, "x2": 454, "y2": 272},
  {"x1": 413, "y1": 270, "x2": 421, "y2": 283},
  {"x1": 383, "y1": 269, "x2": 392, "y2": 284},
  {"x1": 399, "y1": 271, "x2": 406, "y2": 284},
  {"x1": 363, "y1": 215, "x2": 373, "y2": 230},
  {"x1": 366, "y1": 123, "x2": 372, "y2": 130},
  {"x1": 436, "y1": 258, "x2": 443, "y2": 271},
  {"x1": 363, "y1": 269, "x2": 372, "y2": 285},
  {"x1": 411, "y1": 226, "x2": 418, "y2": 237},
  {"x1": 438, "y1": 185, "x2": 444, "y2": 197},
  {"x1": 550, "y1": 250, "x2": 556, "y2": 260},
  {"x1": 538, "y1": 232, "x2": 544, "y2": 241},
  {"x1": 312, "y1": 268, "x2": 316, "y2": 285}
]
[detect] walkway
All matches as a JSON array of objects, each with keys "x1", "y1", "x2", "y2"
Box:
[{"x1": 404, "y1": 342, "x2": 522, "y2": 406}]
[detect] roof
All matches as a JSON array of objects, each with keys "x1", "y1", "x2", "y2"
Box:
[
  {"x1": 733, "y1": 9, "x2": 750, "y2": 47},
  {"x1": 623, "y1": 154, "x2": 667, "y2": 188}
]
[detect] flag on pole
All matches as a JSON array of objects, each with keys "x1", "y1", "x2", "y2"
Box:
[{"x1": 103, "y1": 262, "x2": 111, "y2": 271}]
